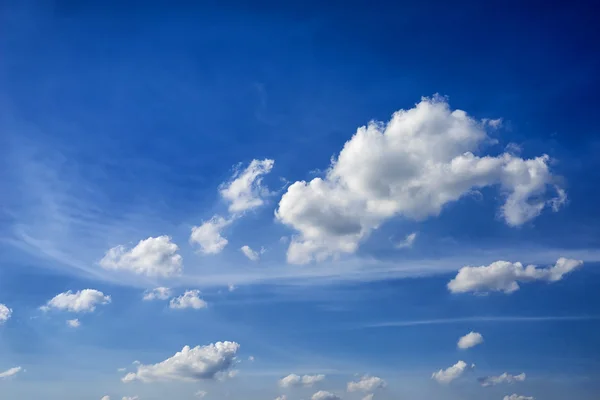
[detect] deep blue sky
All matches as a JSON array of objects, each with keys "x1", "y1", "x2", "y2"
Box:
[{"x1": 1, "y1": 1, "x2": 599, "y2": 399}]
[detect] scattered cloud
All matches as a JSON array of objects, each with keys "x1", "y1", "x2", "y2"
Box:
[
  {"x1": 274, "y1": 396, "x2": 287, "y2": 400},
  {"x1": 195, "y1": 390, "x2": 207, "y2": 398},
  {"x1": 66, "y1": 318, "x2": 81, "y2": 328},
  {"x1": 219, "y1": 159, "x2": 275, "y2": 213},
  {"x1": 99, "y1": 236, "x2": 183, "y2": 277},
  {"x1": 0, "y1": 304, "x2": 13, "y2": 324},
  {"x1": 395, "y1": 232, "x2": 417, "y2": 249},
  {"x1": 240, "y1": 245, "x2": 265, "y2": 261},
  {"x1": 479, "y1": 372, "x2": 526, "y2": 387},
  {"x1": 362, "y1": 395, "x2": 373, "y2": 400},
  {"x1": 248, "y1": 356, "x2": 255, "y2": 362},
  {"x1": 118, "y1": 368, "x2": 127, "y2": 372},
  {"x1": 483, "y1": 118, "x2": 503, "y2": 128},
  {"x1": 276, "y1": 96, "x2": 565, "y2": 263},
  {"x1": 504, "y1": 395, "x2": 534, "y2": 400},
  {"x1": 457, "y1": 331, "x2": 483, "y2": 349},
  {"x1": 143, "y1": 287, "x2": 172, "y2": 301},
  {"x1": 432, "y1": 360, "x2": 474, "y2": 384},
  {"x1": 228, "y1": 284, "x2": 237, "y2": 292},
  {"x1": 347, "y1": 376, "x2": 386, "y2": 392},
  {"x1": 190, "y1": 216, "x2": 233, "y2": 254},
  {"x1": 311, "y1": 391, "x2": 341, "y2": 400},
  {"x1": 122, "y1": 341, "x2": 240, "y2": 383},
  {"x1": 101, "y1": 396, "x2": 110, "y2": 400},
  {"x1": 169, "y1": 290, "x2": 207, "y2": 310},
  {"x1": 41, "y1": 289, "x2": 111, "y2": 313},
  {"x1": 448, "y1": 257, "x2": 583, "y2": 294},
  {"x1": 122, "y1": 397, "x2": 139, "y2": 400},
  {"x1": 279, "y1": 374, "x2": 326, "y2": 388},
  {"x1": 0, "y1": 367, "x2": 22, "y2": 379}
]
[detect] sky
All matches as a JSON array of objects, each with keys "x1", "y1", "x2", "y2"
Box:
[{"x1": 0, "y1": 1, "x2": 599, "y2": 400}]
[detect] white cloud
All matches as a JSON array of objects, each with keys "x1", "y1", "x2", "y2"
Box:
[
  {"x1": 248, "y1": 356, "x2": 255, "y2": 362},
  {"x1": 101, "y1": 397, "x2": 110, "y2": 400},
  {"x1": 396, "y1": 232, "x2": 417, "y2": 249},
  {"x1": 228, "y1": 284, "x2": 236, "y2": 292},
  {"x1": 118, "y1": 368, "x2": 127, "y2": 372},
  {"x1": 219, "y1": 159, "x2": 275, "y2": 213},
  {"x1": 122, "y1": 341, "x2": 239, "y2": 383},
  {"x1": 479, "y1": 372, "x2": 526, "y2": 387},
  {"x1": 0, "y1": 367, "x2": 22, "y2": 379},
  {"x1": 41, "y1": 289, "x2": 111, "y2": 313},
  {"x1": 504, "y1": 395, "x2": 534, "y2": 400},
  {"x1": 432, "y1": 360, "x2": 474, "y2": 384},
  {"x1": 122, "y1": 397, "x2": 139, "y2": 400},
  {"x1": 362, "y1": 395, "x2": 374, "y2": 400},
  {"x1": 448, "y1": 257, "x2": 583, "y2": 294},
  {"x1": 274, "y1": 396, "x2": 287, "y2": 400},
  {"x1": 279, "y1": 374, "x2": 325, "y2": 388},
  {"x1": 347, "y1": 376, "x2": 386, "y2": 392},
  {"x1": 275, "y1": 96, "x2": 565, "y2": 264},
  {"x1": 169, "y1": 290, "x2": 207, "y2": 310},
  {"x1": 312, "y1": 391, "x2": 340, "y2": 400},
  {"x1": 99, "y1": 236, "x2": 182, "y2": 277},
  {"x1": 240, "y1": 245, "x2": 265, "y2": 261},
  {"x1": 457, "y1": 331, "x2": 483, "y2": 349},
  {"x1": 66, "y1": 318, "x2": 81, "y2": 328},
  {"x1": 0, "y1": 304, "x2": 13, "y2": 324},
  {"x1": 190, "y1": 216, "x2": 232, "y2": 254},
  {"x1": 195, "y1": 390, "x2": 207, "y2": 398},
  {"x1": 143, "y1": 287, "x2": 172, "y2": 301}
]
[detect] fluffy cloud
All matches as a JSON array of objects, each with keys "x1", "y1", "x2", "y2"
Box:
[
  {"x1": 396, "y1": 232, "x2": 417, "y2": 249},
  {"x1": 504, "y1": 395, "x2": 534, "y2": 400},
  {"x1": 195, "y1": 390, "x2": 207, "y2": 398},
  {"x1": 479, "y1": 372, "x2": 526, "y2": 387},
  {"x1": 101, "y1": 396, "x2": 110, "y2": 400},
  {"x1": 122, "y1": 341, "x2": 239, "y2": 383},
  {"x1": 67, "y1": 318, "x2": 81, "y2": 328},
  {"x1": 169, "y1": 290, "x2": 207, "y2": 310},
  {"x1": 311, "y1": 391, "x2": 341, "y2": 400},
  {"x1": 99, "y1": 236, "x2": 182, "y2": 277},
  {"x1": 41, "y1": 289, "x2": 111, "y2": 313},
  {"x1": 220, "y1": 159, "x2": 275, "y2": 213},
  {"x1": 347, "y1": 376, "x2": 386, "y2": 392},
  {"x1": 190, "y1": 216, "x2": 232, "y2": 254},
  {"x1": 448, "y1": 257, "x2": 583, "y2": 294},
  {"x1": 274, "y1": 396, "x2": 287, "y2": 400},
  {"x1": 457, "y1": 331, "x2": 483, "y2": 349},
  {"x1": 0, "y1": 304, "x2": 12, "y2": 324},
  {"x1": 275, "y1": 96, "x2": 565, "y2": 264},
  {"x1": 432, "y1": 360, "x2": 474, "y2": 384},
  {"x1": 0, "y1": 367, "x2": 22, "y2": 379},
  {"x1": 361, "y1": 395, "x2": 373, "y2": 400},
  {"x1": 143, "y1": 287, "x2": 172, "y2": 301},
  {"x1": 240, "y1": 245, "x2": 265, "y2": 261},
  {"x1": 279, "y1": 374, "x2": 326, "y2": 388}
]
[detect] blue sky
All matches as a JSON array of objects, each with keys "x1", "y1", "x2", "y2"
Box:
[{"x1": 1, "y1": 1, "x2": 599, "y2": 400}]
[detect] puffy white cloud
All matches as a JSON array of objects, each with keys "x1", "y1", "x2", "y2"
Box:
[
  {"x1": 100, "y1": 396, "x2": 110, "y2": 400},
  {"x1": 431, "y1": 360, "x2": 474, "y2": 384},
  {"x1": 169, "y1": 290, "x2": 207, "y2": 310},
  {"x1": 66, "y1": 318, "x2": 80, "y2": 328},
  {"x1": 396, "y1": 232, "x2": 417, "y2": 249},
  {"x1": 0, "y1": 304, "x2": 13, "y2": 324},
  {"x1": 457, "y1": 331, "x2": 483, "y2": 349},
  {"x1": 504, "y1": 395, "x2": 534, "y2": 400},
  {"x1": 279, "y1": 374, "x2": 325, "y2": 388},
  {"x1": 99, "y1": 236, "x2": 182, "y2": 277},
  {"x1": 190, "y1": 216, "x2": 232, "y2": 254},
  {"x1": 347, "y1": 376, "x2": 386, "y2": 392},
  {"x1": 122, "y1": 341, "x2": 239, "y2": 383},
  {"x1": 275, "y1": 96, "x2": 565, "y2": 264},
  {"x1": 195, "y1": 390, "x2": 207, "y2": 398},
  {"x1": 240, "y1": 245, "x2": 265, "y2": 261},
  {"x1": 362, "y1": 395, "x2": 374, "y2": 400},
  {"x1": 311, "y1": 391, "x2": 341, "y2": 400},
  {"x1": 0, "y1": 367, "x2": 22, "y2": 379},
  {"x1": 41, "y1": 289, "x2": 111, "y2": 313},
  {"x1": 479, "y1": 372, "x2": 526, "y2": 387},
  {"x1": 220, "y1": 159, "x2": 275, "y2": 213},
  {"x1": 143, "y1": 287, "x2": 172, "y2": 301},
  {"x1": 448, "y1": 257, "x2": 583, "y2": 294}
]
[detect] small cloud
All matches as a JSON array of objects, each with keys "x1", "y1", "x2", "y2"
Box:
[
  {"x1": 41, "y1": 289, "x2": 111, "y2": 313},
  {"x1": 503, "y1": 395, "x2": 534, "y2": 400},
  {"x1": 66, "y1": 319, "x2": 81, "y2": 328},
  {"x1": 195, "y1": 390, "x2": 208, "y2": 398},
  {"x1": 347, "y1": 375, "x2": 386, "y2": 392},
  {"x1": 117, "y1": 367, "x2": 127, "y2": 372},
  {"x1": 169, "y1": 290, "x2": 208, "y2": 310},
  {"x1": 143, "y1": 287, "x2": 172, "y2": 301},
  {"x1": 240, "y1": 245, "x2": 265, "y2": 261},
  {"x1": 0, "y1": 366, "x2": 22, "y2": 379},
  {"x1": 395, "y1": 232, "x2": 417, "y2": 249},
  {"x1": 248, "y1": 356, "x2": 255, "y2": 362},
  {"x1": 432, "y1": 360, "x2": 474, "y2": 384},
  {"x1": 0, "y1": 304, "x2": 13, "y2": 324},
  {"x1": 279, "y1": 374, "x2": 325, "y2": 388},
  {"x1": 190, "y1": 216, "x2": 233, "y2": 255},
  {"x1": 311, "y1": 391, "x2": 340, "y2": 400},
  {"x1": 479, "y1": 372, "x2": 526, "y2": 387},
  {"x1": 457, "y1": 331, "x2": 483, "y2": 349},
  {"x1": 228, "y1": 284, "x2": 236, "y2": 292},
  {"x1": 219, "y1": 159, "x2": 275, "y2": 213}
]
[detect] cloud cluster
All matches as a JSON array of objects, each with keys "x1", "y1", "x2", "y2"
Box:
[
  {"x1": 432, "y1": 360, "x2": 474, "y2": 384},
  {"x1": 479, "y1": 372, "x2": 526, "y2": 387},
  {"x1": 448, "y1": 257, "x2": 583, "y2": 294},
  {"x1": 0, "y1": 304, "x2": 12, "y2": 324},
  {"x1": 99, "y1": 236, "x2": 183, "y2": 277},
  {"x1": 347, "y1": 376, "x2": 386, "y2": 392},
  {"x1": 276, "y1": 96, "x2": 565, "y2": 263},
  {"x1": 41, "y1": 289, "x2": 111, "y2": 313},
  {"x1": 169, "y1": 290, "x2": 207, "y2": 310},
  {"x1": 122, "y1": 341, "x2": 240, "y2": 383},
  {"x1": 457, "y1": 331, "x2": 484, "y2": 349},
  {"x1": 279, "y1": 374, "x2": 325, "y2": 388}
]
